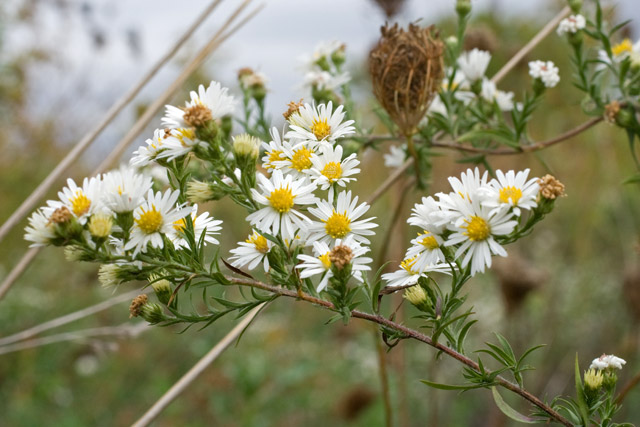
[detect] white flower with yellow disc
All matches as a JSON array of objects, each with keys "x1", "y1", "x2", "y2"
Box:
[
  {"x1": 247, "y1": 169, "x2": 317, "y2": 241},
  {"x1": 229, "y1": 231, "x2": 274, "y2": 272},
  {"x1": 124, "y1": 189, "x2": 190, "y2": 256},
  {"x1": 156, "y1": 128, "x2": 204, "y2": 161},
  {"x1": 172, "y1": 205, "x2": 223, "y2": 250},
  {"x1": 285, "y1": 102, "x2": 355, "y2": 146},
  {"x1": 131, "y1": 129, "x2": 170, "y2": 166},
  {"x1": 162, "y1": 80, "x2": 236, "y2": 129},
  {"x1": 273, "y1": 140, "x2": 316, "y2": 179},
  {"x1": 261, "y1": 127, "x2": 288, "y2": 171},
  {"x1": 483, "y1": 169, "x2": 539, "y2": 217},
  {"x1": 308, "y1": 144, "x2": 360, "y2": 191},
  {"x1": 307, "y1": 190, "x2": 377, "y2": 245},
  {"x1": 382, "y1": 256, "x2": 451, "y2": 289},
  {"x1": 101, "y1": 166, "x2": 152, "y2": 214},
  {"x1": 51, "y1": 176, "x2": 104, "y2": 225}
]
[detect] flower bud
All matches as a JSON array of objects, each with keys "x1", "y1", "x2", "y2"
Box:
[
  {"x1": 139, "y1": 303, "x2": 166, "y2": 324},
  {"x1": 330, "y1": 44, "x2": 347, "y2": 68},
  {"x1": 88, "y1": 214, "x2": 113, "y2": 239},
  {"x1": 151, "y1": 279, "x2": 173, "y2": 306},
  {"x1": 403, "y1": 285, "x2": 431, "y2": 312},
  {"x1": 233, "y1": 133, "x2": 261, "y2": 160},
  {"x1": 568, "y1": 0, "x2": 582, "y2": 13},
  {"x1": 186, "y1": 180, "x2": 222, "y2": 203},
  {"x1": 455, "y1": 0, "x2": 472, "y2": 18},
  {"x1": 583, "y1": 368, "x2": 604, "y2": 391},
  {"x1": 445, "y1": 35, "x2": 458, "y2": 52},
  {"x1": 615, "y1": 107, "x2": 635, "y2": 129}
]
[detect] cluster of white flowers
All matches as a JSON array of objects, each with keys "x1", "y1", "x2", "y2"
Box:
[
  {"x1": 383, "y1": 168, "x2": 541, "y2": 287},
  {"x1": 557, "y1": 14, "x2": 586, "y2": 36},
  {"x1": 299, "y1": 40, "x2": 350, "y2": 94},
  {"x1": 590, "y1": 354, "x2": 626, "y2": 371},
  {"x1": 529, "y1": 60, "x2": 560, "y2": 88},
  {"x1": 24, "y1": 166, "x2": 223, "y2": 257},
  {"x1": 229, "y1": 101, "x2": 376, "y2": 292}
]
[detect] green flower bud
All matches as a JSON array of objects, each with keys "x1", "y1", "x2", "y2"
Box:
[
  {"x1": 568, "y1": 0, "x2": 582, "y2": 13},
  {"x1": 151, "y1": 278, "x2": 173, "y2": 306},
  {"x1": 455, "y1": 0, "x2": 472, "y2": 18},
  {"x1": 139, "y1": 303, "x2": 166, "y2": 324},
  {"x1": 233, "y1": 133, "x2": 261, "y2": 160},
  {"x1": 403, "y1": 285, "x2": 431, "y2": 312}
]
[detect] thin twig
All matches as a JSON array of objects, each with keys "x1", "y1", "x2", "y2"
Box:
[
  {"x1": 491, "y1": 6, "x2": 571, "y2": 84},
  {"x1": 432, "y1": 116, "x2": 603, "y2": 155},
  {"x1": 615, "y1": 370, "x2": 640, "y2": 405},
  {"x1": 366, "y1": 159, "x2": 414, "y2": 205},
  {"x1": 0, "y1": 323, "x2": 149, "y2": 356},
  {"x1": 225, "y1": 276, "x2": 573, "y2": 426},
  {"x1": 97, "y1": 0, "x2": 263, "y2": 172},
  {"x1": 0, "y1": 0, "x2": 226, "y2": 245},
  {"x1": 0, "y1": 289, "x2": 149, "y2": 346},
  {"x1": 0, "y1": 1, "x2": 263, "y2": 303},
  {"x1": 0, "y1": 247, "x2": 39, "y2": 301},
  {"x1": 132, "y1": 303, "x2": 265, "y2": 427}
]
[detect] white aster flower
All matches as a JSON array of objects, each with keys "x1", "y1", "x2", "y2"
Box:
[
  {"x1": 229, "y1": 231, "x2": 274, "y2": 272},
  {"x1": 162, "y1": 80, "x2": 237, "y2": 129},
  {"x1": 131, "y1": 129, "x2": 170, "y2": 167},
  {"x1": 481, "y1": 79, "x2": 514, "y2": 111},
  {"x1": 172, "y1": 205, "x2": 222, "y2": 249},
  {"x1": 557, "y1": 14, "x2": 586, "y2": 36},
  {"x1": 156, "y1": 127, "x2": 204, "y2": 161},
  {"x1": 286, "y1": 102, "x2": 355, "y2": 145},
  {"x1": 382, "y1": 256, "x2": 451, "y2": 289},
  {"x1": 124, "y1": 189, "x2": 190, "y2": 256},
  {"x1": 483, "y1": 169, "x2": 539, "y2": 216},
  {"x1": 384, "y1": 144, "x2": 407, "y2": 169},
  {"x1": 528, "y1": 60, "x2": 560, "y2": 88},
  {"x1": 445, "y1": 196, "x2": 517, "y2": 276},
  {"x1": 296, "y1": 236, "x2": 372, "y2": 292},
  {"x1": 52, "y1": 176, "x2": 104, "y2": 224},
  {"x1": 101, "y1": 166, "x2": 153, "y2": 213},
  {"x1": 247, "y1": 169, "x2": 317, "y2": 241},
  {"x1": 308, "y1": 144, "x2": 360, "y2": 191},
  {"x1": 24, "y1": 208, "x2": 56, "y2": 247},
  {"x1": 457, "y1": 49, "x2": 491, "y2": 82},
  {"x1": 307, "y1": 190, "x2": 377, "y2": 245},
  {"x1": 408, "y1": 196, "x2": 453, "y2": 233},
  {"x1": 405, "y1": 231, "x2": 446, "y2": 271},
  {"x1": 444, "y1": 167, "x2": 490, "y2": 204},
  {"x1": 299, "y1": 40, "x2": 345, "y2": 71},
  {"x1": 273, "y1": 140, "x2": 316, "y2": 179},
  {"x1": 261, "y1": 127, "x2": 288, "y2": 171},
  {"x1": 590, "y1": 354, "x2": 626, "y2": 370}
]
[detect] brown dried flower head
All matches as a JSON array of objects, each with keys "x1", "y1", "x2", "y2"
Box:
[
  {"x1": 129, "y1": 294, "x2": 148, "y2": 318},
  {"x1": 369, "y1": 23, "x2": 444, "y2": 136},
  {"x1": 538, "y1": 174, "x2": 565, "y2": 200},
  {"x1": 48, "y1": 206, "x2": 73, "y2": 225},
  {"x1": 183, "y1": 103, "x2": 213, "y2": 128},
  {"x1": 283, "y1": 99, "x2": 304, "y2": 120},
  {"x1": 604, "y1": 100, "x2": 621, "y2": 124},
  {"x1": 329, "y1": 245, "x2": 354, "y2": 270}
]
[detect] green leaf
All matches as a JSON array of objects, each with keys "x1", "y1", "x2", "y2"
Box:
[
  {"x1": 457, "y1": 129, "x2": 519, "y2": 148},
  {"x1": 574, "y1": 354, "x2": 590, "y2": 425},
  {"x1": 420, "y1": 379, "x2": 489, "y2": 391},
  {"x1": 623, "y1": 173, "x2": 640, "y2": 185},
  {"x1": 491, "y1": 387, "x2": 537, "y2": 423}
]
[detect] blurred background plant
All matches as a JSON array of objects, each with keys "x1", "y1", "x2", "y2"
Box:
[{"x1": 1, "y1": 0, "x2": 639, "y2": 425}]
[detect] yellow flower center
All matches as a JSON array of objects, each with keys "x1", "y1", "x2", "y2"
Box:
[
  {"x1": 324, "y1": 211, "x2": 351, "y2": 239},
  {"x1": 175, "y1": 128, "x2": 196, "y2": 146},
  {"x1": 290, "y1": 146, "x2": 313, "y2": 172},
  {"x1": 321, "y1": 162, "x2": 342, "y2": 182},
  {"x1": 173, "y1": 218, "x2": 187, "y2": 232},
  {"x1": 419, "y1": 232, "x2": 439, "y2": 250},
  {"x1": 247, "y1": 233, "x2": 269, "y2": 253},
  {"x1": 136, "y1": 205, "x2": 164, "y2": 234},
  {"x1": 499, "y1": 186, "x2": 523, "y2": 204},
  {"x1": 266, "y1": 150, "x2": 284, "y2": 168},
  {"x1": 319, "y1": 252, "x2": 331, "y2": 269},
  {"x1": 612, "y1": 38, "x2": 633, "y2": 56},
  {"x1": 463, "y1": 216, "x2": 490, "y2": 241},
  {"x1": 268, "y1": 187, "x2": 294, "y2": 213},
  {"x1": 70, "y1": 191, "x2": 91, "y2": 217},
  {"x1": 400, "y1": 256, "x2": 418, "y2": 275},
  {"x1": 311, "y1": 118, "x2": 331, "y2": 140}
]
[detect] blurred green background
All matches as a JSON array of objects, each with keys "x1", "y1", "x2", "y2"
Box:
[{"x1": 1, "y1": 0, "x2": 639, "y2": 426}]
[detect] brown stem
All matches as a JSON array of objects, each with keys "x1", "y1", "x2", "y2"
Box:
[
  {"x1": 225, "y1": 276, "x2": 572, "y2": 426},
  {"x1": 366, "y1": 159, "x2": 414, "y2": 205},
  {"x1": 615, "y1": 370, "x2": 640, "y2": 405}
]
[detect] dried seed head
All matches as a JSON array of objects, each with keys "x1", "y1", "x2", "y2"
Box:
[
  {"x1": 371, "y1": 0, "x2": 406, "y2": 18},
  {"x1": 329, "y1": 244, "x2": 354, "y2": 270},
  {"x1": 369, "y1": 23, "x2": 444, "y2": 136},
  {"x1": 604, "y1": 100, "x2": 621, "y2": 124},
  {"x1": 183, "y1": 104, "x2": 213, "y2": 128},
  {"x1": 464, "y1": 27, "x2": 498, "y2": 53},
  {"x1": 283, "y1": 99, "x2": 304, "y2": 120},
  {"x1": 538, "y1": 174, "x2": 565, "y2": 200},
  {"x1": 129, "y1": 294, "x2": 148, "y2": 318},
  {"x1": 49, "y1": 206, "x2": 73, "y2": 224}
]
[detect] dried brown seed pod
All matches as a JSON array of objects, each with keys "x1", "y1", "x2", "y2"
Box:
[{"x1": 369, "y1": 23, "x2": 444, "y2": 137}]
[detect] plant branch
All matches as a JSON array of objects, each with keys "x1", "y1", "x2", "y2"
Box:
[
  {"x1": 615, "y1": 370, "x2": 640, "y2": 405},
  {"x1": 366, "y1": 159, "x2": 414, "y2": 205},
  {"x1": 132, "y1": 303, "x2": 265, "y2": 427},
  {"x1": 224, "y1": 276, "x2": 573, "y2": 426}
]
